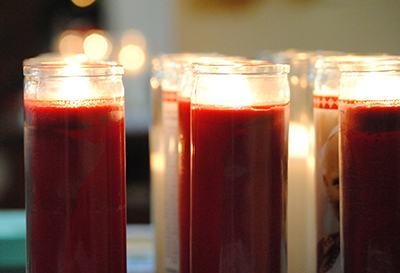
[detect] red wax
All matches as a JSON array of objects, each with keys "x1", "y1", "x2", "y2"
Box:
[
  {"x1": 178, "y1": 98, "x2": 191, "y2": 273},
  {"x1": 191, "y1": 104, "x2": 288, "y2": 273},
  {"x1": 340, "y1": 100, "x2": 400, "y2": 272},
  {"x1": 24, "y1": 98, "x2": 127, "y2": 273}
]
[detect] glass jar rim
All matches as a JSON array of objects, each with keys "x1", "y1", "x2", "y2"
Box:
[
  {"x1": 339, "y1": 58, "x2": 400, "y2": 73},
  {"x1": 315, "y1": 55, "x2": 393, "y2": 70},
  {"x1": 23, "y1": 61, "x2": 124, "y2": 77},
  {"x1": 192, "y1": 60, "x2": 290, "y2": 75}
]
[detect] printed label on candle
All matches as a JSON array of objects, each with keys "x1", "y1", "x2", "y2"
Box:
[
  {"x1": 314, "y1": 95, "x2": 339, "y2": 110},
  {"x1": 314, "y1": 95, "x2": 341, "y2": 273},
  {"x1": 161, "y1": 89, "x2": 179, "y2": 272}
]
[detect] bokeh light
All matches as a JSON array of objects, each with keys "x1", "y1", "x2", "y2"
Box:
[
  {"x1": 71, "y1": 0, "x2": 96, "y2": 8},
  {"x1": 84, "y1": 31, "x2": 112, "y2": 60},
  {"x1": 119, "y1": 45, "x2": 145, "y2": 71},
  {"x1": 118, "y1": 29, "x2": 147, "y2": 72},
  {"x1": 59, "y1": 30, "x2": 84, "y2": 56},
  {"x1": 121, "y1": 29, "x2": 147, "y2": 49}
]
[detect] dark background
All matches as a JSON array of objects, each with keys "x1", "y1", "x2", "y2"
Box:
[{"x1": 0, "y1": 0, "x2": 150, "y2": 224}]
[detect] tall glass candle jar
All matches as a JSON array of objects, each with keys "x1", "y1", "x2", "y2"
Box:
[
  {"x1": 148, "y1": 55, "x2": 166, "y2": 273},
  {"x1": 153, "y1": 53, "x2": 222, "y2": 273},
  {"x1": 257, "y1": 49, "x2": 343, "y2": 273},
  {"x1": 339, "y1": 59, "x2": 400, "y2": 272},
  {"x1": 176, "y1": 56, "x2": 244, "y2": 273},
  {"x1": 190, "y1": 61, "x2": 290, "y2": 273},
  {"x1": 23, "y1": 60, "x2": 126, "y2": 273},
  {"x1": 313, "y1": 55, "x2": 390, "y2": 273}
]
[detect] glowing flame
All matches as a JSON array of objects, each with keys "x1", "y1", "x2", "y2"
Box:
[
  {"x1": 57, "y1": 63, "x2": 91, "y2": 100},
  {"x1": 352, "y1": 73, "x2": 400, "y2": 100},
  {"x1": 194, "y1": 75, "x2": 253, "y2": 106}
]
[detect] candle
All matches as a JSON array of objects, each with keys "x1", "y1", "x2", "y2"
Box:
[
  {"x1": 23, "y1": 61, "x2": 126, "y2": 273},
  {"x1": 176, "y1": 56, "x2": 244, "y2": 273},
  {"x1": 153, "y1": 53, "x2": 222, "y2": 273},
  {"x1": 313, "y1": 55, "x2": 391, "y2": 273},
  {"x1": 258, "y1": 49, "x2": 343, "y2": 273},
  {"x1": 190, "y1": 61, "x2": 290, "y2": 272},
  {"x1": 339, "y1": 59, "x2": 400, "y2": 272},
  {"x1": 149, "y1": 55, "x2": 166, "y2": 273},
  {"x1": 283, "y1": 52, "x2": 317, "y2": 273}
]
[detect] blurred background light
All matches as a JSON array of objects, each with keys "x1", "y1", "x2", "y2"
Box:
[
  {"x1": 83, "y1": 31, "x2": 112, "y2": 60},
  {"x1": 59, "y1": 30, "x2": 84, "y2": 56},
  {"x1": 119, "y1": 44, "x2": 146, "y2": 72},
  {"x1": 121, "y1": 29, "x2": 147, "y2": 50},
  {"x1": 71, "y1": 0, "x2": 96, "y2": 8},
  {"x1": 118, "y1": 29, "x2": 147, "y2": 72}
]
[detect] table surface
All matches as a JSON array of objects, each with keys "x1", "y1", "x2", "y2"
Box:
[{"x1": 0, "y1": 210, "x2": 155, "y2": 273}]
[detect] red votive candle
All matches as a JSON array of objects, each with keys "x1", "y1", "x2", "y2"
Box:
[
  {"x1": 23, "y1": 61, "x2": 127, "y2": 273},
  {"x1": 177, "y1": 57, "x2": 244, "y2": 273},
  {"x1": 339, "y1": 59, "x2": 400, "y2": 272},
  {"x1": 157, "y1": 53, "x2": 222, "y2": 273},
  {"x1": 190, "y1": 61, "x2": 290, "y2": 273}
]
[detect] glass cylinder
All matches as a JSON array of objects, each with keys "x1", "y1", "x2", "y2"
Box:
[
  {"x1": 313, "y1": 55, "x2": 391, "y2": 273},
  {"x1": 148, "y1": 55, "x2": 166, "y2": 273},
  {"x1": 152, "y1": 53, "x2": 222, "y2": 273},
  {"x1": 190, "y1": 61, "x2": 290, "y2": 273},
  {"x1": 23, "y1": 60, "x2": 126, "y2": 273},
  {"x1": 257, "y1": 49, "x2": 344, "y2": 273},
  {"x1": 338, "y1": 59, "x2": 400, "y2": 272},
  {"x1": 176, "y1": 56, "x2": 244, "y2": 273}
]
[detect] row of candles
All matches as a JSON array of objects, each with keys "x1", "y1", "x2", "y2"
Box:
[
  {"x1": 22, "y1": 51, "x2": 400, "y2": 273},
  {"x1": 149, "y1": 52, "x2": 400, "y2": 273}
]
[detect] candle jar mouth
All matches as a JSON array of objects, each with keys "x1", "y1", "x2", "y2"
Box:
[
  {"x1": 339, "y1": 58, "x2": 400, "y2": 101},
  {"x1": 23, "y1": 61, "x2": 124, "y2": 78},
  {"x1": 339, "y1": 58, "x2": 400, "y2": 73},
  {"x1": 23, "y1": 56, "x2": 125, "y2": 101},
  {"x1": 159, "y1": 53, "x2": 225, "y2": 91},
  {"x1": 191, "y1": 60, "x2": 290, "y2": 75},
  {"x1": 315, "y1": 55, "x2": 393, "y2": 70},
  {"x1": 314, "y1": 55, "x2": 395, "y2": 97},
  {"x1": 191, "y1": 61, "x2": 290, "y2": 107}
]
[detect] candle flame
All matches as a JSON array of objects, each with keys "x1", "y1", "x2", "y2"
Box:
[
  {"x1": 195, "y1": 75, "x2": 252, "y2": 106},
  {"x1": 58, "y1": 63, "x2": 92, "y2": 100},
  {"x1": 353, "y1": 73, "x2": 400, "y2": 100}
]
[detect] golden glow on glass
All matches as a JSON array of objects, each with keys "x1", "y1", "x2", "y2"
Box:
[
  {"x1": 150, "y1": 77, "x2": 160, "y2": 89},
  {"x1": 289, "y1": 122, "x2": 310, "y2": 158}
]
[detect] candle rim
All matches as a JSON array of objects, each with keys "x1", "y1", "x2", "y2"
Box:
[
  {"x1": 23, "y1": 61, "x2": 124, "y2": 77},
  {"x1": 315, "y1": 55, "x2": 393, "y2": 70},
  {"x1": 339, "y1": 58, "x2": 400, "y2": 73},
  {"x1": 191, "y1": 60, "x2": 290, "y2": 75}
]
